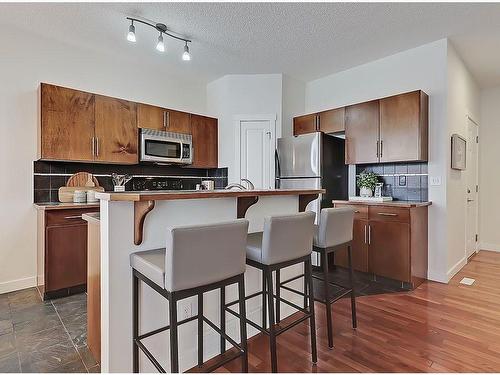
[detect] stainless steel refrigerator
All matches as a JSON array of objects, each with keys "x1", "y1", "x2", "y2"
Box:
[{"x1": 276, "y1": 132, "x2": 348, "y2": 262}]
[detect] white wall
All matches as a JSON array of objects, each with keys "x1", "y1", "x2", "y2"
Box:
[
  {"x1": 0, "y1": 26, "x2": 207, "y2": 293},
  {"x1": 479, "y1": 86, "x2": 500, "y2": 252},
  {"x1": 446, "y1": 42, "x2": 480, "y2": 277},
  {"x1": 206, "y1": 74, "x2": 283, "y2": 183},
  {"x1": 282, "y1": 75, "x2": 306, "y2": 137},
  {"x1": 304, "y1": 39, "x2": 450, "y2": 282}
]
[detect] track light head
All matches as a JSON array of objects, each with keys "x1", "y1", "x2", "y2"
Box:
[
  {"x1": 156, "y1": 33, "x2": 165, "y2": 52},
  {"x1": 127, "y1": 21, "x2": 136, "y2": 43},
  {"x1": 182, "y1": 42, "x2": 191, "y2": 61}
]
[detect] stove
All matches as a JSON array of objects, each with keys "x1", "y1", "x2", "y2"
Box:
[{"x1": 131, "y1": 177, "x2": 200, "y2": 191}]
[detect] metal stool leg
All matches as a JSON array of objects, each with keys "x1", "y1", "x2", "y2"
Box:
[
  {"x1": 305, "y1": 259, "x2": 318, "y2": 364},
  {"x1": 303, "y1": 262, "x2": 308, "y2": 309},
  {"x1": 265, "y1": 268, "x2": 278, "y2": 373},
  {"x1": 347, "y1": 245, "x2": 357, "y2": 329},
  {"x1": 275, "y1": 269, "x2": 281, "y2": 324},
  {"x1": 132, "y1": 272, "x2": 139, "y2": 373},
  {"x1": 169, "y1": 297, "x2": 179, "y2": 373},
  {"x1": 262, "y1": 270, "x2": 267, "y2": 330},
  {"x1": 238, "y1": 274, "x2": 249, "y2": 373},
  {"x1": 220, "y1": 286, "x2": 226, "y2": 354},
  {"x1": 198, "y1": 293, "x2": 204, "y2": 367},
  {"x1": 322, "y1": 250, "x2": 334, "y2": 348}
]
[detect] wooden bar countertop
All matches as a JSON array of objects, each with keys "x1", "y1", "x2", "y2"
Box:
[
  {"x1": 333, "y1": 200, "x2": 432, "y2": 208},
  {"x1": 96, "y1": 189, "x2": 325, "y2": 202}
]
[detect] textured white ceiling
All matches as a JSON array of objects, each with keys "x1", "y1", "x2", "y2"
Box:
[{"x1": 2, "y1": 2, "x2": 500, "y2": 86}]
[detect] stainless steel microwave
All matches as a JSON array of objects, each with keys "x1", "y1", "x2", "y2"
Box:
[{"x1": 140, "y1": 129, "x2": 193, "y2": 165}]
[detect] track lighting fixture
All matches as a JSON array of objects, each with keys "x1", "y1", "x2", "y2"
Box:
[{"x1": 126, "y1": 17, "x2": 192, "y2": 60}]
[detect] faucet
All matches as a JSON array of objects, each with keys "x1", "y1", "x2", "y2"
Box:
[{"x1": 224, "y1": 178, "x2": 255, "y2": 190}]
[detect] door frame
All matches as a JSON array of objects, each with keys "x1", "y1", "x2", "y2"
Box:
[
  {"x1": 465, "y1": 114, "x2": 479, "y2": 259},
  {"x1": 234, "y1": 114, "x2": 277, "y2": 186}
]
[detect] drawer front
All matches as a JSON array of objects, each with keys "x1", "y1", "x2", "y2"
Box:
[
  {"x1": 369, "y1": 206, "x2": 410, "y2": 223},
  {"x1": 46, "y1": 208, "x2": 98, "y2": 226},
  {"x1": 333, "y1": 203, "x2": 368, "y2": 220}
]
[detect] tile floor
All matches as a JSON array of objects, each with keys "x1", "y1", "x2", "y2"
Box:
[{"x1": 0, "y1": 288, "x2": 99, "y2": 373}]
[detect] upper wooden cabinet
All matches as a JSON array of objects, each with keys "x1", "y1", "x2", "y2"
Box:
[
  {"x1": 345, "y1": 100, "x2": 380, "y2": 164},
  {"x1": 293, "y1": 114, "x2": 317, "y2": 135},
  {"x1": 318, "y1": 108, "x2": 345, "y2": 133},
  {"x1": 191, "y1": 115, "x2": 218, "y2": 168},
  {"x1": 379, "y1": 90, "x2": 428, "y2": 163},
  {"x1": 137, "y1": 103, "x2": 191, "y2": 134},
  {"x1": 40, "y1": 84, "x2": 138, "y2": 164},
  {"x1": 40, "y1": 84, "x2": 95, "y2": 161},
  {"x1": 94, "y1": 96, "x2": 138, "y2": 164}
]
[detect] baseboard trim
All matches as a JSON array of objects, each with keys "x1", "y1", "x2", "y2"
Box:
[
  {"x1": 446, "y1": 256, "x2": 467, "y2": 282},
  {"x1": 0, "y1": 276, "x2": 36, "y2": 294},
  {"x1": 479, "y1": 243, "x2": 500, "y2": 252}
]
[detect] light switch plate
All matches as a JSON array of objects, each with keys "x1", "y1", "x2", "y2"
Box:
[{"x1": 430, "y1": 176, "x2": 442, "y2": 186}]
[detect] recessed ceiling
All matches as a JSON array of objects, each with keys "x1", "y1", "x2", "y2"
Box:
[{"x1": 2, "y1": 2, "x2": 500, "y2": 86}]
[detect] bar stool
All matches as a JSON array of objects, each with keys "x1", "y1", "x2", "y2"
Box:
[
  {"x1": 226, "y1": 211, "x2": 317, "y2": 373},
  {"x1": 312, "y1": 207, "x2": 356, "y2": 348},
  {"x1": 130, "y1": 219, "x2": 249, "y2": 373}
]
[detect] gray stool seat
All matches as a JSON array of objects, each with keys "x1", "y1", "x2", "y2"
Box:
[
  {"x1": 312, "y1": 207, "x2": 356, "y2": 349},
  {"x1": 130, "y1": 219, "x2": 250, "y2": 373},
  {"x1": 238, "y1": 211, "x2": 317, "y2": 372},
  {"x1": 130, "y1": 248, "x2": 165, "y2": 288}
]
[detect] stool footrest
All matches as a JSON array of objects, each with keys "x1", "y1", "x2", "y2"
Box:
[
  {"x1": 137, "y1": 315, "x2": 198, "y2": 341},
  {"x1": 135, "y1": 339, "x2": 166, "y2": 373},
  {"x1": 202, "y1": 316, "x2": 244, "y2": 352}
]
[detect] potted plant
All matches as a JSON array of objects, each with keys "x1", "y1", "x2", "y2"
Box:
[{"x1": 357, "y1": 172, "x2": 378, "y2": 197}]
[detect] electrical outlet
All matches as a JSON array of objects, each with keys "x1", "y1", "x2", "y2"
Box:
[{"x1": 430, "y1": 176, "x2": 442, "y2": 186}]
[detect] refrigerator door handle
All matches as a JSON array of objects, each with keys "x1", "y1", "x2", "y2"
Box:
[{"x1": 275, "y1": 149, "x2": 281, "y2": 188}]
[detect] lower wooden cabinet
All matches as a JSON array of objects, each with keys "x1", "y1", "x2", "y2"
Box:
[
  {"x1": 333, "y1": 202, "x2": 428, "y2": 288},
  {"x1": 37, "y1": 207, "x2": 98, "y2": 300},
  {"x1": 333, "y1": 219, "x2": 369, "y2": 272}
]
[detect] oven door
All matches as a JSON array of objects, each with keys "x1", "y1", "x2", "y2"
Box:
[{"x1": 140, "y1": 137, "x2": 184, "y2": 163}]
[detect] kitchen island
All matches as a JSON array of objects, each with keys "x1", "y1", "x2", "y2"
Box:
[{"x1": 95, "y1": 189, "x2": 324, "y2": 372}]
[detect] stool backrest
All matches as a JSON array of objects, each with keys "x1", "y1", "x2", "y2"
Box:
[
  {"x1": 261, "y1": 211, "x2": 315, "y2": 265},
  {"x1": 316, "y1": 207, "x2": 354, "y2": 248},
  {"x1": 165, "y1": 219, "x2": 249, "y2": 292}
]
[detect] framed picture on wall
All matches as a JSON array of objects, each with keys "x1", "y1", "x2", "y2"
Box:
[{"x1": 451, "y1": 134, "x2": 466, "y2": 170}]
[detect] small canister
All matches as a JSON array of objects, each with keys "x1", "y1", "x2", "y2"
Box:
[
  {"x1": 86, "y1": 190, "x2": 98, "y2": 203},
  {"x1": 73, "y1": 190, "x2": 87, "y2": 203},
  {"x1": 201, "y1": 180, "x2": 215, "y2": 190}
]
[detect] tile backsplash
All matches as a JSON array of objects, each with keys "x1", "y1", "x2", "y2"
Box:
[
  {"x1": 33, "y1": 160, "x2": 228, "y2": 203},
  {"x1": 356, "y1": 162, "x2": 428, "y2": 202}
]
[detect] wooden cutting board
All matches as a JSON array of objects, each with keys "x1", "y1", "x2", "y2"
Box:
[
  {"x1": 67, "y1": 172, "x2": 100, "y2": 187},
  {"x1": 58, "y1": 186, "x2": 104, "y2": 203}
]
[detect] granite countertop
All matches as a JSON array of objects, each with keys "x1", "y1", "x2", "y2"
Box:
[
  {"x1": 34, "y1": 202, "x2": 100, "y2": 210},
  {"x1": 333, "y1": 200, "x2": 432, "y2": 208},
  {"x1": 96, "y1": 188, "x2": 326, "y2": 202},
  {"x1": 82, "y1": 212, "x2": 100, "y2": 223}
]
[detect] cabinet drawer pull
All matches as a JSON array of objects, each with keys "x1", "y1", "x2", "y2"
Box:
[
  {"x1": 377, "y1": 212, "x2": 398, "y2": 216},
  {"x1": 368, "y1": 225, "x2": 371, "y2": 244},
  {"x1": 64, "y1": 215, "x2": 83, "y2": 220}
]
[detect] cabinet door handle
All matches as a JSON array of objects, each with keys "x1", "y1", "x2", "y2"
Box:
[
  {"x1": 376, "y1": 140, "x2": 379, "y2": 158},
  {"x1": 377, "y1": 212, "x2": 397, "y2": 216},
  {"x1": 163, "y1": 111, "x2": 170, "y2": 129},
  {"x1": 354, "y1": 210, "x2": 360, "y2": 213},
  {"x1": 64, "y1": 215, "x2": 83, "y2": 220},
  {"x1": 91, "y1": 137, "x2": 95, "y2": 157},
  {"x1": 368, "y1": 224, "x2": 371, "y2": 244},
  {"x1": 95, "y1": 137, "x2": 99, "y2": 157},
  {"x1": 380, "y1": 140, "x2": 383, "y2": 158},
  {"x1": 364, "y1": 224, "x2": 367, "y2": 244}
]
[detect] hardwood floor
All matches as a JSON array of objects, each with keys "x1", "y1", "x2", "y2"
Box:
[{"x1": 220, "y1": 250, "x2": 500, "y2": 373}]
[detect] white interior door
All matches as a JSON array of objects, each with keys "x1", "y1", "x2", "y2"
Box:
[
  {"x1": 238, "y1": 117, "x2": 276, "y2": 189},
  {"x1": 466, "y1": 118, "x2": 479, "y2": 259}
]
